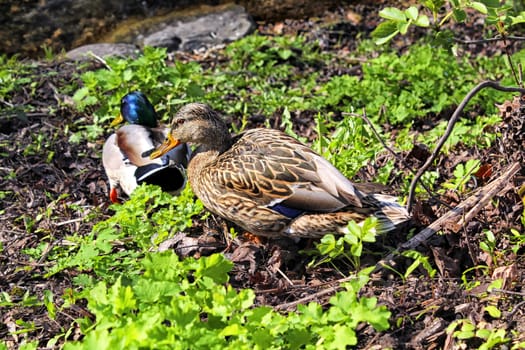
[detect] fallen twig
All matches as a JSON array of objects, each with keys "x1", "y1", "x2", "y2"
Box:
[
  {"x1": 274, "y1": 281, "x2": 343, "y2": 311},
  {"x1": 54, "y1": 217, "x2": 85, "y2": 226},
  {"x1": 509, "y1": 300, "x2": 525, "y2": 318},
  {"x1": 452, "y1": 166, "x2": 520, "y2": 230},
  {"x1": 379, "y1": 162, "x2": 521, "y2": 272},
  {"x1": 87, "y1": 52, "x2": 112, "y2": 70}
]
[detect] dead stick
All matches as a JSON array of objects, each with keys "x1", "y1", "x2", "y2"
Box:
[
  {"x1": 378, "y1": 161, "x2": 521, "y2": 271},
  {"x1": 274, "y1": 279, "x2": 348, "y2": 311},
  {"x1": 455, "y1": 163, "x2": 521, "y2": 228}
]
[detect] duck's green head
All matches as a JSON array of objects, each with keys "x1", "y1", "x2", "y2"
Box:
[{"x1": 110, "y1": 91, "x2": 159, "y2": 128}]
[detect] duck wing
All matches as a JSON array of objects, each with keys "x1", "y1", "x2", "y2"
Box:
[
  {"x1": 206, "y1": 128, "x2": 363, "y2": 214},
  {"x1": 102, "y1": 133, "x2": 138, "y2": 196},
  {"x1": 115, "y1": 125, "x2": 167, "y2": 166}
]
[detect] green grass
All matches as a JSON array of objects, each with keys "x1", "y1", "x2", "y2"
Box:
[{"x1": 0, "y1": 55, "x2": 35, "y2": 100}]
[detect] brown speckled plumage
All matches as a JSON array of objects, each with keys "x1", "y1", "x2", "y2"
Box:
[{"x1": 151, "y1": 103, "x2": 411, "y2": 238}]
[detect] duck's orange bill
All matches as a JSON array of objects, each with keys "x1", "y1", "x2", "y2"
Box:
[
  {"x1": 150, "y1": 133, "x2": 181, "y2": 159},
  {"x1": 110, "y1": 113, "x2": 125, "y2": 127}
]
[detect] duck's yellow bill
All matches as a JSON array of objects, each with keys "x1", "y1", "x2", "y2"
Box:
[
  {"x1": 150, "y1": 133, "x2": 181, "y2": 159},
  {"x1": 110, "y1": 113, "x2": 125, "y2": 127}
]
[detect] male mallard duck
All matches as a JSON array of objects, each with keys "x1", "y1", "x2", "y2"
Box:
[
  {"x1": 102, "y1": 91, "x2": 191, "y2": 203},
  {"x1": 151, "y1": 103, "x2": 410, "y2": 238}
]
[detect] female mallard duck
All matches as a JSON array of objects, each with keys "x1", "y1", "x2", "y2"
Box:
[
  {"x1": 151, "y1": 103, "x2": 410, "y2": 238},
  {"x1": 102, "y1": 91, "x2": 191, "y2": 203}
]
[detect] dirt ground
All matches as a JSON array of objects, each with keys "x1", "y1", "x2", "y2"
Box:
[{"x1": 1, "y1": 3, "x2": 525, "y2": 349}]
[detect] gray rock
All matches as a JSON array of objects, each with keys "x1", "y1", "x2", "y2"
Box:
[
  {"x1": 65, "y1": 43, "x2": 140, "y2": 60},
  {"x1": 141, "y1": 5, "x2": 255, "y2": 52},
  {"x1": 2, "y1": 0, "x2": 350, "y2": 58}
]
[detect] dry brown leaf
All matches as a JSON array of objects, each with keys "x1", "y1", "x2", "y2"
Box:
[{"x1": 491, "y1": 263, "x2": 518, "y2": 289}]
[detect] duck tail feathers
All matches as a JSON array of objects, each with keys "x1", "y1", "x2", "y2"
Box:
[
  {"x1": 365, "y1": 194, "x2": 411, "y2": 233},
  {"x1": 135, "y1": 163, "x2": 186, "y2": 193}
]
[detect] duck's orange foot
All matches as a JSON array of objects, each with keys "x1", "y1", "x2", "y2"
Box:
[
  {"x1": 109, "y1": 188, "x2": 121, "y2": 204},
  {"x1": 242, "y1": 232, "x2": 265, "y2": 245}
]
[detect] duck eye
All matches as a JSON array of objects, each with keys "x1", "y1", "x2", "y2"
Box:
[{"x1": 176, "y1": 119, "x2": 185, "y2": 126}]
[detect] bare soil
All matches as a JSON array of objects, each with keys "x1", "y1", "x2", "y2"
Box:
[{"x1": 1, "y1": 4, "x2": 525, "y2": 348}]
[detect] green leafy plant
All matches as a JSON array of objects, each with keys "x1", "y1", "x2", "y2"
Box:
[
  {"x1": 314, "y1": 44, "x2": 511, "y2": 125},
  {"x1": 418, "y1": 170, "x2": 440, "y2": 195},
  {"x1": 0, "y1": 289, "x2": 62, "y2": 346},
  {"x1": 312, "y1": 112, "x2": 383, "y2": 179},
  {"x1": 379, "y1": 250, "x2": 437, "y2": 283},
  {"x1": 0, "y1": 55, "x2": 33, "y2": 100},
  {"x1": 309, "y1": 218, "x2": 379, "y2": 269},
  {"x1": 401, "y1": 250, "x2": 437, "y2": 279},
  {"x1": 447, "y1": 318, "x2": 511, "y2": 350},
  {"x1": 45, "y1": 185, "x2": 203, "y2": 282},
  {"x1": 479, "y1": 229, "x2": 497, "y2": 266},
  {"x1": 373, "y1": 0, "x2": 525, "y2": 46},
  {"x1": 62, "y1": 258, "x2": 390, "y2": 349},
  {"x1": 460, "y1": 265, "x2": 488, "y2": 290},
  {"x1": 441, "y1": 159, "x2": 481, "y2": 193},
  {"x1": 509, "y1": 228, "x2": 525, "y2": 254},
  {"x1": 420, "y1": 115, "x2": 501, "y2": 153},
  {"x1": 484, "y1": 304, "x2": 502, "y2": 318},
  {"x1": 203, "y1": 34, "x2": 322, "y2": 118},
  {"x1": 373, "y1": 6, "x2": 430, "y2": 45}
]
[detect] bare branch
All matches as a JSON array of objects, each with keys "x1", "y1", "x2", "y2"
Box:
[
  {"x1": 454, "y1": 36, "x2": 525, "y2": 45},
  {"x1": 406, "y1": 81, "x2": 525, "y2": 212},
  {"x1": 502, "y1": 35, "x2": 522, "y2": 87}
]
